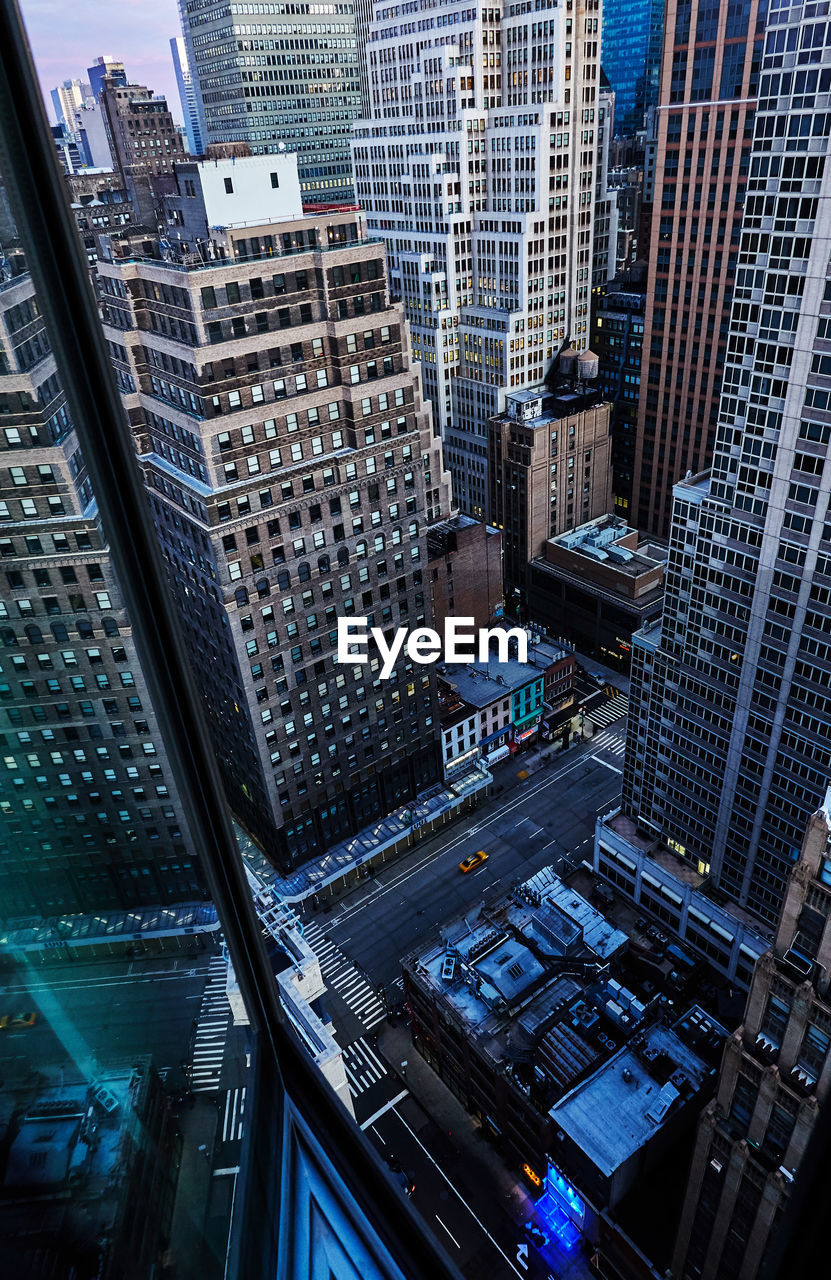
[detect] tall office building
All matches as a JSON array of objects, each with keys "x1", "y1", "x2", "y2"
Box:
[
  {"x1": 673, "y1": 793, "x2": 831, "y2": 1280},
  {"x1": 99, "y1": 155, "x2": 454, "y2": 869},
  {"x1": 50, "y1": 78, "x2": 92, "y2": 130},
  {"x1": 0, "y1": 247, "x2": 202, "y2": 919},
  {"x1": 352, "y1": 0, "x2": 602, "y2": 518},
  {"x1": 632, "y1": 0, "x2": 765, "y2": 536},
  {"x1": 598, "y1": 6, "x2": 831, "y2": 929},
  {"x1": 177, "y1": 0, "x2": 361, "y2": 204},
  {"x1": 99, "y1": 79, "x2": 186, "y2": 181},
  {"x1": 592, "y1": 78, "x2": 620, "y2": 288},
  {"x1": 87, "y1": 55, "x2": 127, "y2": 100},
  {"x1": 488, "y1": 379, "x2": 613, "y2": 610},
  {"x1": 600, "y1": 0, "x2": 664, "y2": 136},
  {"x1": 170, "y1": 34, "x2": 204, "y2": 157}
]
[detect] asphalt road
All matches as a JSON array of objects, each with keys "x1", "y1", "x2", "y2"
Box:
[
  {"x1": 367, "y1": 1095, "x2": 530, "y2": 1278},
  {"x1": 0, "y1": 951, "x2": 218, "y2": 1090},
  {"x1": 309, "y1": 722, "x2": 626, "y2": 996}
]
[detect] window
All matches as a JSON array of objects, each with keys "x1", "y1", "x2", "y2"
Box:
[
  {"x1": 224, "y1": 176, "x2": 233, "y2": 194},
  {"x1": 270, "y1": 171, "x2": 280, "y2": 188}
]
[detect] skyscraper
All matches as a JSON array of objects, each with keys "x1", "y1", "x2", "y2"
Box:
[
  {"x1": 632, "y1": 0, "x2": 765, "y2": 536},
  {"x1": 170, "y1": 34, "x2": 204, "y2": 157},
  {"x1": 600, "y1": 0, "x2": 664, "y2": 136},
  {"x1": 598, "y1": 3, "x2": 831, "y2": 929},
  {"x1": 99, "y1": 155, "x2": 454, "y2": 869},
  {"x1": 673, "y1": 792, "x2": 831, "y2": 1280},
  {"x1": 177, "y1": 0, "x2": 361, "y2": 204},
  {"x1": 50, "y1": 78, "x2": 92, "y2": 130},
  {"x1": 0, "y1": 246, "x2": 202, "y2": 919},
  {"x1": 352, "y1": 0, "x2": 601, "y2": 518}
]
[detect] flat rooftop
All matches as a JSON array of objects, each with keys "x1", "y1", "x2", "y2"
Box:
[
  {"x1": 550, "y1": 1020, "x2": 713, "y2": 1176},
  {"x1": 437, "y1": 657, "x2": 541, "y2": 708},
  {"x1": 408, "y1": 868, "x2": 629, "y2": 1075}
]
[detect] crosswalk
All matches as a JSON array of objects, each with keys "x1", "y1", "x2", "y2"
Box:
[
  {"x1": 221, "y1": 1085, "x2": 246, "y2": 1142},
  {"x1": 342, "y1": 1035, "x2": 391, "y2": 1097},
  {"x1": 590, "y1": 728, "x2": 626, "y2": 757},
  {"x1": 586, "y1": 693, "x2": 629, "y2": 730},
  {"x1": 302, "y1": 921, "x2": 386, "y2": 1030},
  {"x1": 191, "y1": 953, "x2": 231, "y2": 1093}
]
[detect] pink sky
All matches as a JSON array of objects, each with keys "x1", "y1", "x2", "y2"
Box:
[{"x1": 21, "y1": 0, "x2": 184, "y2": 124}]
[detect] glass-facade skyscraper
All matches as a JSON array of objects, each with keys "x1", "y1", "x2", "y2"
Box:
[{"x1": 601, "y1": 0, "x2": 665, "y2": 135}]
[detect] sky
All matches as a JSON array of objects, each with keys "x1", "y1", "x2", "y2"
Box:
[{"x1": 21, "y1": 0, "x2": 185, "y2": 125}]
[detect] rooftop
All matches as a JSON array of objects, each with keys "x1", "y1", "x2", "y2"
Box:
[
  {"x1": 550, "y1": 1018, "x2": 715, "y2": 1176},
  {"x1": 497, "y1": 383, "x2": 607, "y2": 431},
  {"x1": 407, "y1": 867, "x2": 632, "y2": 1092},
  {"x1": 437, "y1": 657, "x2": 541, "y2": 709},
  {"x1": 547, "y1": 515, "x2": 667, "y2": 581}
]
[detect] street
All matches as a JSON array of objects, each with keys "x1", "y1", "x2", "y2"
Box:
[
  {"x1": 0, "y1": 701, "x2": 627, "y2": 1280},
  {"x1": 0, "y1": 952, "x2": 217, "y2": 1088},
  {"x1": 304, "y1": 720, "x2": 626, "y2": 997},
  {"x1": 293, "y1": 709, "x2": 629, "y2": 1278}
]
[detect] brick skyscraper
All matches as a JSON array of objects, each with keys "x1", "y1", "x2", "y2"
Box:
[
  {"x1": 632, "y1": 0, "x2": 765, "y2": 536},
  {"x1": 100, "y1": 157, "x2": 454, "y2": 869}
]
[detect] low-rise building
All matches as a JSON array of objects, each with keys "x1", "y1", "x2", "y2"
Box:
[
  {"x1": 403, "y1": 866, "x2": 724, "y2": 1264},
  {"x1": 595, "y1": 807, "x2": 770, "y2": 987},
  {"x1": 437, "y1": 635, "x2": 572, "y2": 772},
  {"x1": 0, "y1": 1062, "x2": 179, "y2": 1279},
  {"x1": 527, "y1": 515, "x2": 666, "y2": 672}
]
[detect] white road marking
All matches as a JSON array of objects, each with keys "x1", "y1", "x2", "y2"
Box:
[
  {"x1": 592, "y1": 755, "x2": 622, "y2": 774},
  {"x1": 390, "y1": 1106, "x2": 524, "y2": 1277},
  {"x1": 435, "y1": 1216, "x2": 461, "y2": 1249},
  {"x1": 359, "y1": 1089, "x2": 410, "y2": 1130},
  {"x1": 330, "y1": 749, "x2": 617, "y2": 926}
]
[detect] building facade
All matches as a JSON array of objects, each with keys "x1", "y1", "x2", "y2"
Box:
[
  {"x1": 0, "y1": 250, "x2": 202, "y2": 920},
  {"x1": 352, "y1": 0, "x2": 601, "y2": 517},
  {"x1": 71, "y1": 101, "x2": 114, "y2": 170},
  {"x1": 87, "y1": 56, "x2": 127, "y2": 100},
  {"x1": 673, "y1": 792, "x2": 831, "y2": 1280},
  {"x1": 600, "y1": 0, "x2": 665, "y2": 136},
  {"x1": 99, "y1": 78, "x2": 186, "y2": 183},
  {"x1": 527, "y1": 514, "x2": 665, "y2": 670},
  {"x1": 632, "y1": 0, "x2": 765, "y2": 536},
  {"x1": 51, "y1": 78, "x2": 91, "y2": 130},
  {"x1": 488, "y1": 381, "x2": 613, "y2": 616},
  {"x1": 592, "y1": 80, "x2": 620, "y2": 289},
  {"x1": 427, "y1": 513, "x2": 502, "y2": 632},
  {"x1": 66, "y1": 170, "x2": 135, "y2": 269},
  {"x1": 602, "y1": 6, "x2": 831, "y2": 928},
  {"x1": 99, "y1": 164, "x2": 454, "y2": 869},
  {"x1": 591, "y1": 276, "x2": 645, "y2": 515},
  {"x1": 177, "y1": 0, "x2": 361, "y2": 204}
]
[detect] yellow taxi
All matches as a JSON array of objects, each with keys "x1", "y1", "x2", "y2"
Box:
[{"x1": 459, "y1": 851, "x2": 488, "y2": 874}]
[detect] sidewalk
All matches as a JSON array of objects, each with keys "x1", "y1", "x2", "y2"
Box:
[
  {"x1": 164, "y1": 1094, "x2": 225, "y2": 1280},
  {"x1": 377, "y1": 1020, "x2": 535, "y2": 1225}
]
